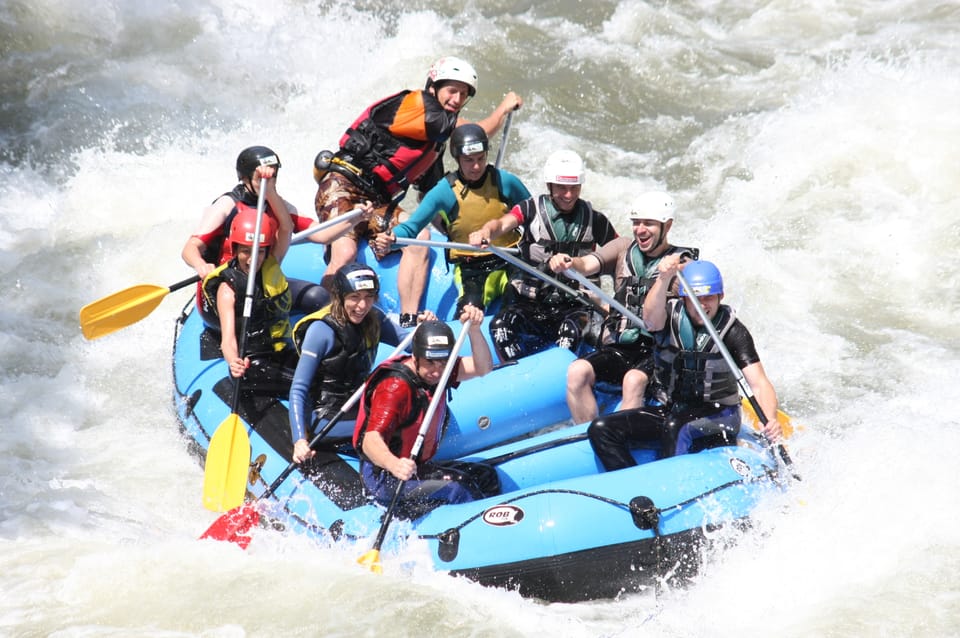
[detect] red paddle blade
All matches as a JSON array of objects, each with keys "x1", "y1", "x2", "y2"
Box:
[{"x1": 199, "y1": 504, "x2": 260, "y2": 549}]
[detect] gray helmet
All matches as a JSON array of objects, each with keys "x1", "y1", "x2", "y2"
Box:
[
  {"x1": 236, "y1": 146, "x2": 281, "y2": 180},
  {"x1": 413, "y1": 321, "x2": 455, "y2": 360},
  {"x1": 449, "y1": 124, "x2": 489, "y2": 159}
]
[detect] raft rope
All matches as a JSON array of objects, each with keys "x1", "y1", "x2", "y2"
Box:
[{"x1": 416, "y1": 476, "x2": 754, "y2": 542}]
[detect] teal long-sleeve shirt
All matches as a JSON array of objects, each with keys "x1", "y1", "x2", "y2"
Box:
[{"x1": 391, "y1": 166, "x2": 531, "y2": 241}]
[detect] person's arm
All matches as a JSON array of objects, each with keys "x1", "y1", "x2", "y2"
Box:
[
  {"x1": 548, "y1": 251, "x2": 601, "y2": 277},
  {"x1": 360, "y1": 378, "x2": 417, "y2": 480},
  {"x1": 216, "y1": 282, "x2": 247, "y2": 378},
  {"x1": 469, "y1": 205, "x2": 522, "y2": 247},
  {"x1": 182, "y1": 196, "x2": 233, "y2": 277},
  {"x1": 549, "y1": 234, "x2": 628, "y2": 276},
  {"x1": 467, "y1": 92, "x2": 523, "y2": 136},
  {"x1": 741, "y1": 360, "x2": 782, "y2": 443},
  {"x1": 394, "y1": 183, "x2": 453, "y2": 240},
  {"x1": 455, "y1": 304, "x2": 493, "y2": 380},
  {"x1": 371, "y1": 182, "x2": 453, "y2": 256},
  {"x1": 288, "y1": 322, "x2": 337, "y2": 462},
  {"x1": 643, "y1": 253, "x2": 686, "y2": 332},
  {"x1": 258, "y1": 165, "x2": 293, "y2": 263}
]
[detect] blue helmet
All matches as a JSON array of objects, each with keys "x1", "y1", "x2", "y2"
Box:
[{"x1": 679, "y1": 260, "x2": 723, "y2": 297}]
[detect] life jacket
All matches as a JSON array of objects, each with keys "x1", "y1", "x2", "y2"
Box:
[
  {"x1": 434, "y1": 167, "x2": 516, "y2": 261},
  {"x1": 606, "y1": 243, "x2": 700, "y2": 344},
  {"x1": 352, "y1": 356, "x2": 448, "y2": 464},
  {"x1": 291, "y1": 307, "x2": 379, "y2": 413},
  {"x1": 510, "y1": 195, "x2": 601, "y2": 304},
  {"x1": 336, "y1": 90, "x2": 457, "y2": 203},
  {"x1": 653, "y1": 301, "x2": 740, "y2": 408},
  {"x1": 201, "y1": 255, "x2": 292, "y2": 356}
]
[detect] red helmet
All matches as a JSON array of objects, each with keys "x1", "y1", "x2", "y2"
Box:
[{"x1": 228, "y1": 205, "x2": 277, "y2": 247}]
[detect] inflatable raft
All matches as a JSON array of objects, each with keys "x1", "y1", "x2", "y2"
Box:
[{"x1": 174, "y1": 236, "x2": 787, "y2": 602}]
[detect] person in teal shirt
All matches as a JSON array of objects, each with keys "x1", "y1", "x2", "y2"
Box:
[{"x1": 372, "y1": 123, "x2": 531, "y2": 314}]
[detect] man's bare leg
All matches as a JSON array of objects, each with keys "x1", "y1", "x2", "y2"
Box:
[
  {"x1": 321, "y1": 234, "x2": 359, "y2": 292},
  {"x1": 396, "y1": 226, "x2": 430, "y2": 319},
  {"x1": 566, "y1": 358, "x2": 599, "y2": 424},
  {"x1": 620, "y1": 369, "x2": 649, "y2": 411}
]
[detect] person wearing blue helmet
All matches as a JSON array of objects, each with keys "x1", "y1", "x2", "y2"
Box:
[{"x1": 587, "y1": 258, "x2": 783, "y2": 468}]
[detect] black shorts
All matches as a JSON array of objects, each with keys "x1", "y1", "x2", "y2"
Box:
[{"x1": 582, "y1": 341, "x2": 654, "y2": 386}]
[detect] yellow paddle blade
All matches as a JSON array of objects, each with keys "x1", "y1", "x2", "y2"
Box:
[
  {"x1": 79, "y1": 284, "x2": 169, "y2": 340},
  {"x1": 202, "y1": 415, "x2": 251, "y2": 512},
  {"x1": 741, "y1": 398, "x2": 796, "y2": 439},
  {"x1": 357, "y1": 549, "x2": 383, "y2": 574}
]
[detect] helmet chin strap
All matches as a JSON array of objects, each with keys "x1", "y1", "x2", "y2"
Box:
[
  {"x1": 240, "y1": 178, "x2": 258, "y2": 205},
  {"x1": 646, "y1": 221, "x2": 671, "y2": 256}
]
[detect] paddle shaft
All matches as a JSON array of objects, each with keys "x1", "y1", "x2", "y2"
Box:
[
  {"x1": 486, "y1": 243, "x2": 588, "y2": 301},
  {"x1": 368, "y1": 321, "x2": 472, "y2": 554},
  {"x1": 392, "y1": 236, "x2": 519, "y2": 255},
  {"x1": 258, "y1": 329, "x2": 417, "y2": 501},
  {"x1": 562, "y1": 267, "x2": 645, "y2": 328},
  {"x1": 291, "y1": 208, "x2": 364, "y2": 244},
  {"x1": 494, "y1": 109, "x2": 514, "y2": 170},
  {"x1": 227, "y1": 178, "x2": 268, "y2": 413},
  {"x1": 675, "y1": 271, "x2": 797, "y2": 473}
]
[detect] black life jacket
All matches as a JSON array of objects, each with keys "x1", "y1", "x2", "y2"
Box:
[
  {"x1": 653, "y1": 301, "x2": 740, "y2": 407},
  {"x1": 292, "y1": 308, "x2": 378, "y2": 413},
  {"x1": 201, "y1": 256, "x2": 292, "y2": 356}
]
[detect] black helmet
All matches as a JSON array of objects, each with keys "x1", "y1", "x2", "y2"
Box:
[
  {"x1": 236, "y1": 146, "x2": 281, "y2": 180},
  {"x1": 334, "y1": 263, "x2": 380, "y2": 297},
  {"x1": 413, "y1": 320, "x2": 455, "y2": 360},
  {"x1": 449, "y1": 124, "x2": 489, "y2": 159}
]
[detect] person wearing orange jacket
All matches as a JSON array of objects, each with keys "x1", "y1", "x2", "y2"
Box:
[{"x1": 314, "y1": 56, "x2": 522, "y2": 328}]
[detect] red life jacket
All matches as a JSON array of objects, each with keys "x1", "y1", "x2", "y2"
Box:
[
  {"x1": 352, "y1": 355, "x2": 452, "y2": 464},
  {"x1": 338, "y1": 90, "x2": 457, "y2": 201}
]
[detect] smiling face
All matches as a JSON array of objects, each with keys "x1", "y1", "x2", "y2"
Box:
[
  {"x1": 631, "y1": 218, "x2": 672, "y2": 255},
  {"x1": 548, "y1": 183, "x2": 582, "y2": 213},
  {"x1": 343, "y1": 290, "x2": 376, "y2": 324}
]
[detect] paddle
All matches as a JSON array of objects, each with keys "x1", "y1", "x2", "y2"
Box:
[
  {"x1": 494, "y1": 109, "x2": 515, "y2": 170},
  {"x1": 357, "y1": 320, "x2": 472, "y2": 574},
  {"x1": 395, "y1": 235, "x2": 586, "y2": 302},
  {"x1": 675, "y1": 270, "x2": 799, "y2": 478},
  {"x1": 79, "y1": 208, "x2": 365, "y2": 341},
  {"x1": 199, "y1": 328, "x2": 418, "y2": 548},
  {"x1": 201, "y1": 178, "x2": 268, "y2": 512},
  {"x1": 562, "y1": 266, "x2": 644, "y2": 328}
]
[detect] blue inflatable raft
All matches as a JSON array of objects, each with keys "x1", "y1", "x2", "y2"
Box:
[{"x1": 174, "y1": 236, "x2": 787, "y2": 602}]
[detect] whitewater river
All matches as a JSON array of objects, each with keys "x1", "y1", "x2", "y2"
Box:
[{"x1": 2, "y1": 1, "x2": 958, "y2": 636}]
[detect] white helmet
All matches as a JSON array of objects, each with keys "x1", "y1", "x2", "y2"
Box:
[
  {"x1": 628, "y1": 191, "x2": 675, "y2": 223},
  {"x1": 543, "y1": 150, "x2": 585, "y2": 185},
  {"x1": 426, "y1": 56, "x2": 478, "y2": 97}
]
